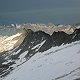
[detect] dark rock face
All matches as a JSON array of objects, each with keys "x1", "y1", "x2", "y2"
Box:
[
  {"x1": 0, "y1": 28, "x2": 80, "y2": 78},
  {"x1": 75, "y1": 78, "x2": 80, "y2": 80},
  {"x1": 15, "y1": 30, "x2": 53, "y2": 59},
  {"x1": 51, "y1": 31, "x2": 69, "y2": 46},
  {"x1": 51, "y1": 28, "x2": 80, "y2": 46},
  {"x1": 71, "y1": 28, "x2": 80, "y2": 42}
]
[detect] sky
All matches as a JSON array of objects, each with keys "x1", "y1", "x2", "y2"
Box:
[
  {"x1": 0, "y1": 0, "x2": 80, "y2": 13},
  {"x1": 0, "y1": 0, "x2": 80, "y2": 24}
]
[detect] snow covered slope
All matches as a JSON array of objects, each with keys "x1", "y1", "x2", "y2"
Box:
[
  {"x1": 0, "y1": 28, "x2": 27, "y2": 52},
  {"x1": 3, "y1": 41, "x2": 80, "y2": 80}
]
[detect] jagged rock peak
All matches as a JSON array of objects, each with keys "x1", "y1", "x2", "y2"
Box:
[{"x1": 0, "y1": 28, "x2": 80, "y2": 52}]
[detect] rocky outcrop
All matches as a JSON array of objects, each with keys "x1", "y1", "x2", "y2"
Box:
[
  {"x1": 11, "y1": 29, "x2": 52, "y2": 60},
  {"x1": 9, "y1": 28, "x2": 80, "y2": 60},
  {"x1": 0, "y1": 28, "x2": 80, "y2": 53},
  {"x1": 51, "y1": 31, "x2": 69, "y2": 46},
  {"x1": 51, "y1": 28, "x2": 80, "y2": 46}
]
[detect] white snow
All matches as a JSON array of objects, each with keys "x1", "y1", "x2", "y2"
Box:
[
  {"x1": 10, "y1": 51, "x2": 29, "y2": 68},
  {"x1": 3, "y1": 41, "x2": 80, "y2": 80},
  {"x1": 32, "y1": 40, "x2": 46, "y2": 51},
  {"x1": 12, "y1": 49, "x2": 21, "y2": 55}
]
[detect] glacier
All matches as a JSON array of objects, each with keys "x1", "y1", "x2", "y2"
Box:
[{"x1": 3, "y1": 40, "x2": 80, "y2": 80}]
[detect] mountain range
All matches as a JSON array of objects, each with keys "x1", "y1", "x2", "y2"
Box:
[{"x1": 0, "y1": 26, "x2": 80, "y2": 80}]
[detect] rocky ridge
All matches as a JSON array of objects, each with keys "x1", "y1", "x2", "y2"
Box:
[{"x1": 0, "y1": 27, "x2": 80, "y2": 78}]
